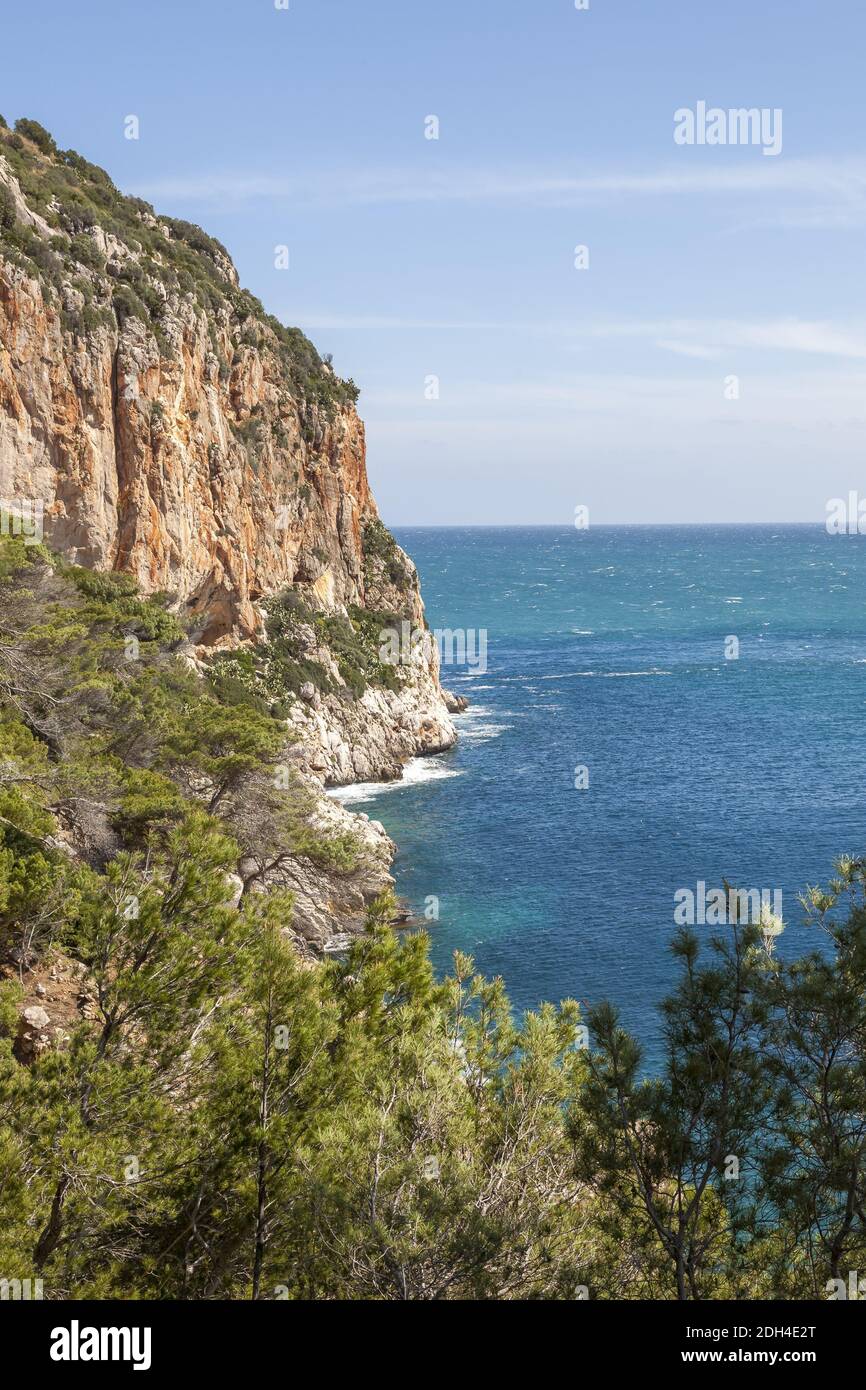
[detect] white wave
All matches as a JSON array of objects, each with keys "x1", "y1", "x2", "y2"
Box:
[
  {"x1": 603, "y1": 669, "x2": 673, "y2": 677},
  {"x1": 451, "y1": 705, "x2": 510, "y2": 741},
  {"x1": 327, "y1": 757, "x2": 465, "y2": 804},
  {"x1": 458, "y1": 722, "x2": 510, "y2": 742},
  {"x1": 500, "y1": 669, "x2": 672, "y2": 681}
]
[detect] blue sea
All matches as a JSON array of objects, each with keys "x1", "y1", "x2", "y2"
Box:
[{"x1": 333, "y1": 526, "x2": 866, "y2": 1063}]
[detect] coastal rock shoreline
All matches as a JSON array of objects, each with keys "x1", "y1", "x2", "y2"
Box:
[{"x1": 282, "y1": 664, "x2": 463, "y2": 949}]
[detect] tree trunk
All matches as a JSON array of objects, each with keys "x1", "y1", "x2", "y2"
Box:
[{"x1": 34, "y1": 1172, "x2": 71, "y2": 1268}]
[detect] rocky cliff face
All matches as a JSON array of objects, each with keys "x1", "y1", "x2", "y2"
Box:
[
  {"x1": 4, "y1": 137, "x2": 384, "y2": 636},
  {"x1": 0, "y1": 120, "x2": 456, "y2": 944}
]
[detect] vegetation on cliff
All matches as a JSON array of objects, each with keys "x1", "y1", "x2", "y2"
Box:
[
  {"x1": 0, "y1": 532, "x2": 865, "y2": 1297},
  {"x1": 0, "y1": 536, "x2": 361, "y2": 941},
  {"x1": 212, "y1": 589, "x2": 404, "y2": 707},
  {"x1": 362, "y1": 517, "x2": 412, "y2": 590}
]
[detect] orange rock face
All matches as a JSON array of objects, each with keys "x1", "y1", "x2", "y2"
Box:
[{"x1": 0, "y1": 258, "x2": 380, "y2": 643}]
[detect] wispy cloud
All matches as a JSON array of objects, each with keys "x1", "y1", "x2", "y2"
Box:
[
  {"x1": 288, "y1": 312, "x2": 504, "y2": 331},
  {"x1": 594, "y1": 318, "x2": 866, "y2": 361},
  {"x1": 655, "y1": 339, "x2": 722, "y2": 360},
  {"x1": 131, "y1": 158, "x2": 866, "y2": 221},
  {"x1": 363, "y1": 369, "x2": 866, "y2": 428},
  {"x1": 726, "y1": 320, "x2": 866, "y2": 358},
  {"x1": 291, "y1": 310, "x2": 866, "y2": 362}
]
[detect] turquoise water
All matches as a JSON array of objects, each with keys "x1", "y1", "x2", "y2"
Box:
[{"x1": 336, "y1": 526, "x2": 866, "y2": 1059}]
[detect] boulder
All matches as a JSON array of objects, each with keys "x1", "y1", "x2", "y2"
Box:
[{"x1": 15, "y1": 1005, "x2": 53, "y2": 1063}]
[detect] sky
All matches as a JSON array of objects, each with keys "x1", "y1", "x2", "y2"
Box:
[{"x1": 3, "y1": 0, "x2": 866, "y2": 524}]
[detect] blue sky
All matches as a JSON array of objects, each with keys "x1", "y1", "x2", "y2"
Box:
[{"x1": 3, "y1": 0, "x2": 866, "y2": 524}]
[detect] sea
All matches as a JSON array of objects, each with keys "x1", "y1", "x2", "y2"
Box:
[{"x1": 330, "y1": 525, "x2": 866, "y2": 1064}]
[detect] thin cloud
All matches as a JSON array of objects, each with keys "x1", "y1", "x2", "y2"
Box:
[
  {"x1": 363, "y1": 370, "x2": 866, "y2": 430},
  {"x1": 732, "y1": 321, "x2": 866, "y2": 358},
  {"x1": 594, "y1": 318, "x2": 866, "y2": 361},
  {"x1": 131, "y1": 159, "x2": 866, "y2": 217},
  {"x1": 289, "y1": 312, "x2": 504, "y2": 331},
  {"x1": 290, "y1": 311, "x2": 866, "y2": 362},
  {"x1": 656, "y1": 339, "x2": 722, "y2": 360}
]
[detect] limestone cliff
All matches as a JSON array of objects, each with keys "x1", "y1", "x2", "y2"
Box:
[{"x1": 0, "y1": 118, "x2": 456, "y2": 945}]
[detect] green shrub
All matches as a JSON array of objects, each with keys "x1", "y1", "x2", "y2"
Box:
[
  {"x1": 113, "y1": 768, "x2": 186, "y2": 842},
  {"x1": 69, "y1": 569, "x2": 140, "y2": 602},
  {"x1": 300, "y1": 828, "x2": 361, "y2": 873},
  {"x1": 14, "y1": 117, "x2": 57, "y2": 156},
  {"x1": 112, "y1": 283, "x2": 148, "y2": 325},
  {"x1": 0, "y1": 183, "x2": 17, "y2": 231},
  {"x1": 362, "y1": 518, "x2": 410, "y2": 588},
  {"x1": 66, "y1": 566, "x2": 184, "y2": 645},
  {"x1": 69, "y1": 232, "x2": 105, "y2": 271}
]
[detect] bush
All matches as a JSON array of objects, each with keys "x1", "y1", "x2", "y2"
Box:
[
  {"x1": 69, "y1": 232, "x2": 105, "y2": 272},
  {"x1": 165, "y1": 216, "x2": 229, "y2": 264},
  {"x1": 112, "y1": 284, "x2": 147, "y2": 325},
  {"x1": 300, "y1": 828, "x2": 361, "y2": 873},
  {"x1": 0, "y1": 183, "x2": 16, "y2": 231},
  {"x1": 14, "y1": 118, "x2": 57, "y2": 156},
  {"x1": 66, "y1": 566, "x2": 185, "y2": 645},
  {"x1": 113, "y1": 768, "x2": 186, "y2": 842},
  {"x1": 69, "y1": 569, "x2": 139, "y2": 602},
  {"x1": 363, "y1": 518, "x2": 410, "y2": 588}
]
